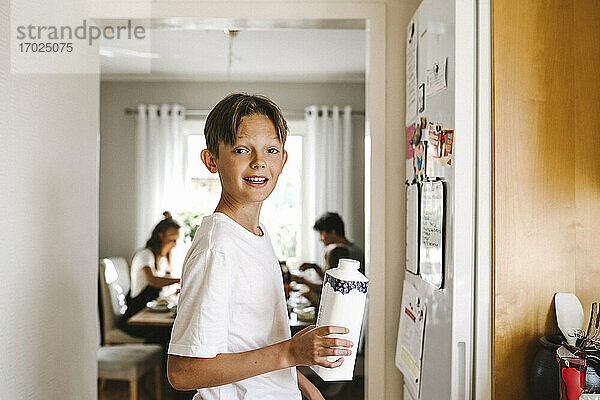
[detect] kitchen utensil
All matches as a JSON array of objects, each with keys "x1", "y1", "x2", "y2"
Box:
[
  {"x1": 585, "y1": 303, "x2": 598, "y2": 341},
  {"x1": 580, "y1": 303, "x2": 598, "y2": 347},
  {"x1": 588, "y1": 305, "x2": 600, "y2": 344},
  {"x1": 587, "y1": 303, "x2": 597, "y2": 337},
  {"x1": 555, "y1": 293, "x2": 585, "y2": 346},
  {"x1": 576, "y1": 303, "x2": 595, "y2": 347},
  {"x1": 592, "y1": 306, "x2": 600, "y2": 342},
  {"x1": 561, "y1": 341, "x2": 586, "y2": 359}
]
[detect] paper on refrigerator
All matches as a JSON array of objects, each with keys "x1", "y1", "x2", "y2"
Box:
[
  {"x1": 426, "y1": 56, "x2": 447, "y2": 97},
  {"x1": 405, "y1": 18, "x2": 418, "y2": 124},
  {"x1": 395, "y1": 280, "x2": 426, "y2": 399},
  {"x1": 420, "y1": 180, "x2": 445, "y2": 289}
]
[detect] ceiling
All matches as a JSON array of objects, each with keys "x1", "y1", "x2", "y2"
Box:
[{"x1": 100, "y1": 29, "x2": 366, "y2": 82}]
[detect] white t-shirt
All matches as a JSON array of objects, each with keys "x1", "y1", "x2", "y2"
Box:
[
  {"x1": 130, "y1": 248, "x2": 169, "y2": 298},
  {"x1": 168, "y1": 213, "x2": 301, "y2": 400}
]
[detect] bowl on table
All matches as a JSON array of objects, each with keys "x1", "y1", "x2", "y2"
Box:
[{"x1": 146, "y1": 299, "x2": 174, "y2": 313}]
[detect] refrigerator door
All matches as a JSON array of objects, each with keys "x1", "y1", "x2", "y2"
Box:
[{"x1": 400, "y1": 0, "x2": 476, "y2": 398}]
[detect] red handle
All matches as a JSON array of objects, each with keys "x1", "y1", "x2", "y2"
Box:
[{"x1": 562, "y1": 367, "x2": 583, "y2": 400}]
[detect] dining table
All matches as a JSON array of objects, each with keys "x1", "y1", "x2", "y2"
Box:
[
  {"x1": 128, "y1": 306, "x2": 312, "y2": 329},
  {"x1": 127, "y1": 300, "x2": 314, "y2": 333},
  {"x1": 126, "y1": 271, "x2": 317, "y2": 330},
  {"x1": 127, "y1": 307, "x2": 177, "y2": 326}
]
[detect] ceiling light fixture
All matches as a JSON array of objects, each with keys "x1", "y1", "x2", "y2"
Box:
[{"x1": 224, "y1": 29, "x2": 239, "y2": 80}]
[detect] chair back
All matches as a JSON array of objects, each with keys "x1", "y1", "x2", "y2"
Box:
[{"x1": 98, "y1": 257, "x2": 131, "y2": 336}]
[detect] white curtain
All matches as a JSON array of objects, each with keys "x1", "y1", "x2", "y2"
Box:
[
  {"x1": 303, "y1": 105, "x2": 354, "y2": 262},
  {"x1": 134, "y1": 104, "x2": 186, "y2": 249}
]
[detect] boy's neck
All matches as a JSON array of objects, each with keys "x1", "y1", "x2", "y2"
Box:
[{"x1": 214, "y1": 199, "x2": 263, "y2": 236}]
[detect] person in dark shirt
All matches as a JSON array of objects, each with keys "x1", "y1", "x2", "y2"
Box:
[{"x1": 299, "y1": 212, "x2": 365, "y2": 279}]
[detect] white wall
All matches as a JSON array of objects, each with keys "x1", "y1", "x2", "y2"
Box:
[
  {"x1": 0, "y1": 2, "x2": 99, "y2": 399},
  {"x1": 99, "y1": 81, "x2": 365, "y2": 261}
]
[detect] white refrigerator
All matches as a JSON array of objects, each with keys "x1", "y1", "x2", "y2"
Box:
[{"x1": 397, "y1": 0, "x2": 480, "y2": 399}]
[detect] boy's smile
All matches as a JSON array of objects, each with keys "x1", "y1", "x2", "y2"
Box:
[
  {"x1": 201, "y1": 113, "x2": 288, "y2": 208},
  {"x1": 243, "y1": 175, "x2": 268, "y2": 187}
]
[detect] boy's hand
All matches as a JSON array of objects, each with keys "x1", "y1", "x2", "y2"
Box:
[{"x1": 287, "y1": 325, "x2": 353, "y2": 368}]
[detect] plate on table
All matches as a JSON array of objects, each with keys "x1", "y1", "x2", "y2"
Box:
[
  {"x1": 294, "y1": 306, "x2": 316, "y2": 323},
  {"x1": 146, "y1": 299, "x2": 173, "y2": 313},
  {"x1": 287, "y1": 293, "x2": 311, "y2": 309},
  {"x1": 289, "y1": 281, "x2": 310, "y2": 293}
]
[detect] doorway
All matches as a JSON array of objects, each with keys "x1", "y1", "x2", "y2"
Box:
[{"x1": 93, "y1": 3, "x2": 386, "y2": 399}]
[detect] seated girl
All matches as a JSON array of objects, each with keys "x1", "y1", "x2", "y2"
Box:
[{"x1": 120, "y1": 211, "x2": 181, "y2": 343}]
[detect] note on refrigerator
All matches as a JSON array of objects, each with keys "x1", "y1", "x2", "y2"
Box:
[
  {"x1": 406, "y1": 182, "x2": 419, "y2": 274},
  {"x1": 426, "y1": 56, "x2": 447, "y2": 97},
  {"x1": 420, "y1": 180, "x2": 445, "y2": 289},
  {"x1": 395, "y1": 280, "x2": 426, "y2": 399},
  {"x1": 405, "y1": 18, "x2": 418, "y2": 124}
]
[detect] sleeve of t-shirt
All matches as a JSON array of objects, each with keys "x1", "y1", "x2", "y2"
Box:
[
  {"x1": 132, "y1": 248, "x2": 154, "y2": 270},
  {"x1": 129, "y1": 248, "x2": 155, "y2": 298},
  {"x1": 168, "y1": 248, "x2": 230, "y2": 358}
]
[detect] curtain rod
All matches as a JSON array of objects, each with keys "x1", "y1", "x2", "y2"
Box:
[{"x1": 124, "y1": 107, "x2": 365, "y2": 118}]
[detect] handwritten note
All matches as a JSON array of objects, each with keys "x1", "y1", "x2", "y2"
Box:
[
  {"x1": 419, "y1": 180, "x2": 444, "y2": 289},
  {"x1": 425, "y1": 56, "x2": 447, "y2": 98}
]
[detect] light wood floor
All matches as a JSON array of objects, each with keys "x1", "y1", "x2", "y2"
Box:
[{"x1": 98, "y1": 376, "x2": 364, "y2": 400}]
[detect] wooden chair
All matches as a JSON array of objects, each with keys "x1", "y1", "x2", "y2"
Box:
[
  {"x1": 99, "y1": 257, "x2": 145, "y2": 345},
  {"x1": 98, "y1": 257, "x2": 164, "y2": 400},
  {"x1": 97, "y1": 343, "x2": 163, "y2": 400}
]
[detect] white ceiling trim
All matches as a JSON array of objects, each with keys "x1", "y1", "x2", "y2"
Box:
[{"x1": 100, "y1": 72, "x2": 365, "y2": 83}]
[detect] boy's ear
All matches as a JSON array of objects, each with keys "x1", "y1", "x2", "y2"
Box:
[
  {"x1": 200, "y1": 149, "x2": 219, "y2": 173},
  {"x1": 282, "y1": 149, "x2": 288, "y2": 168}
]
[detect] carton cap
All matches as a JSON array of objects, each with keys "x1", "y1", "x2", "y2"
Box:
[{"x1": 338, "y1": 258, "x2": 360, "y2": 270}]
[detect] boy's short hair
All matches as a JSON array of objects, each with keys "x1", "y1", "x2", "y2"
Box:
[
  {"x1": 313, "y1": 212, "x2": 345, "y2": 237},
  {"x1": 204, "y1": 93, "x2": 288, "y2": 157}
]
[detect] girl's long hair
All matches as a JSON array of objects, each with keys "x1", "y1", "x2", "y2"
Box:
[{"x1": 145, "y1": 211, "x2": 181, "y2": 266}]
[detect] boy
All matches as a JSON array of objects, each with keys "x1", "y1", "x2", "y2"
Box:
[{"x1": 167, "y1": 93, "x2": 353, "y2": 400}]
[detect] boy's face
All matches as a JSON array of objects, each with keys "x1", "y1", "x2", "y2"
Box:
[{"x1": 201, "y1": 114, "x2": 288, "y2": 206}]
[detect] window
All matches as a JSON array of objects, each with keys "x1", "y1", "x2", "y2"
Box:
[{"x1": 180, "y1": 119, "x2": 305, "y2": 261}]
